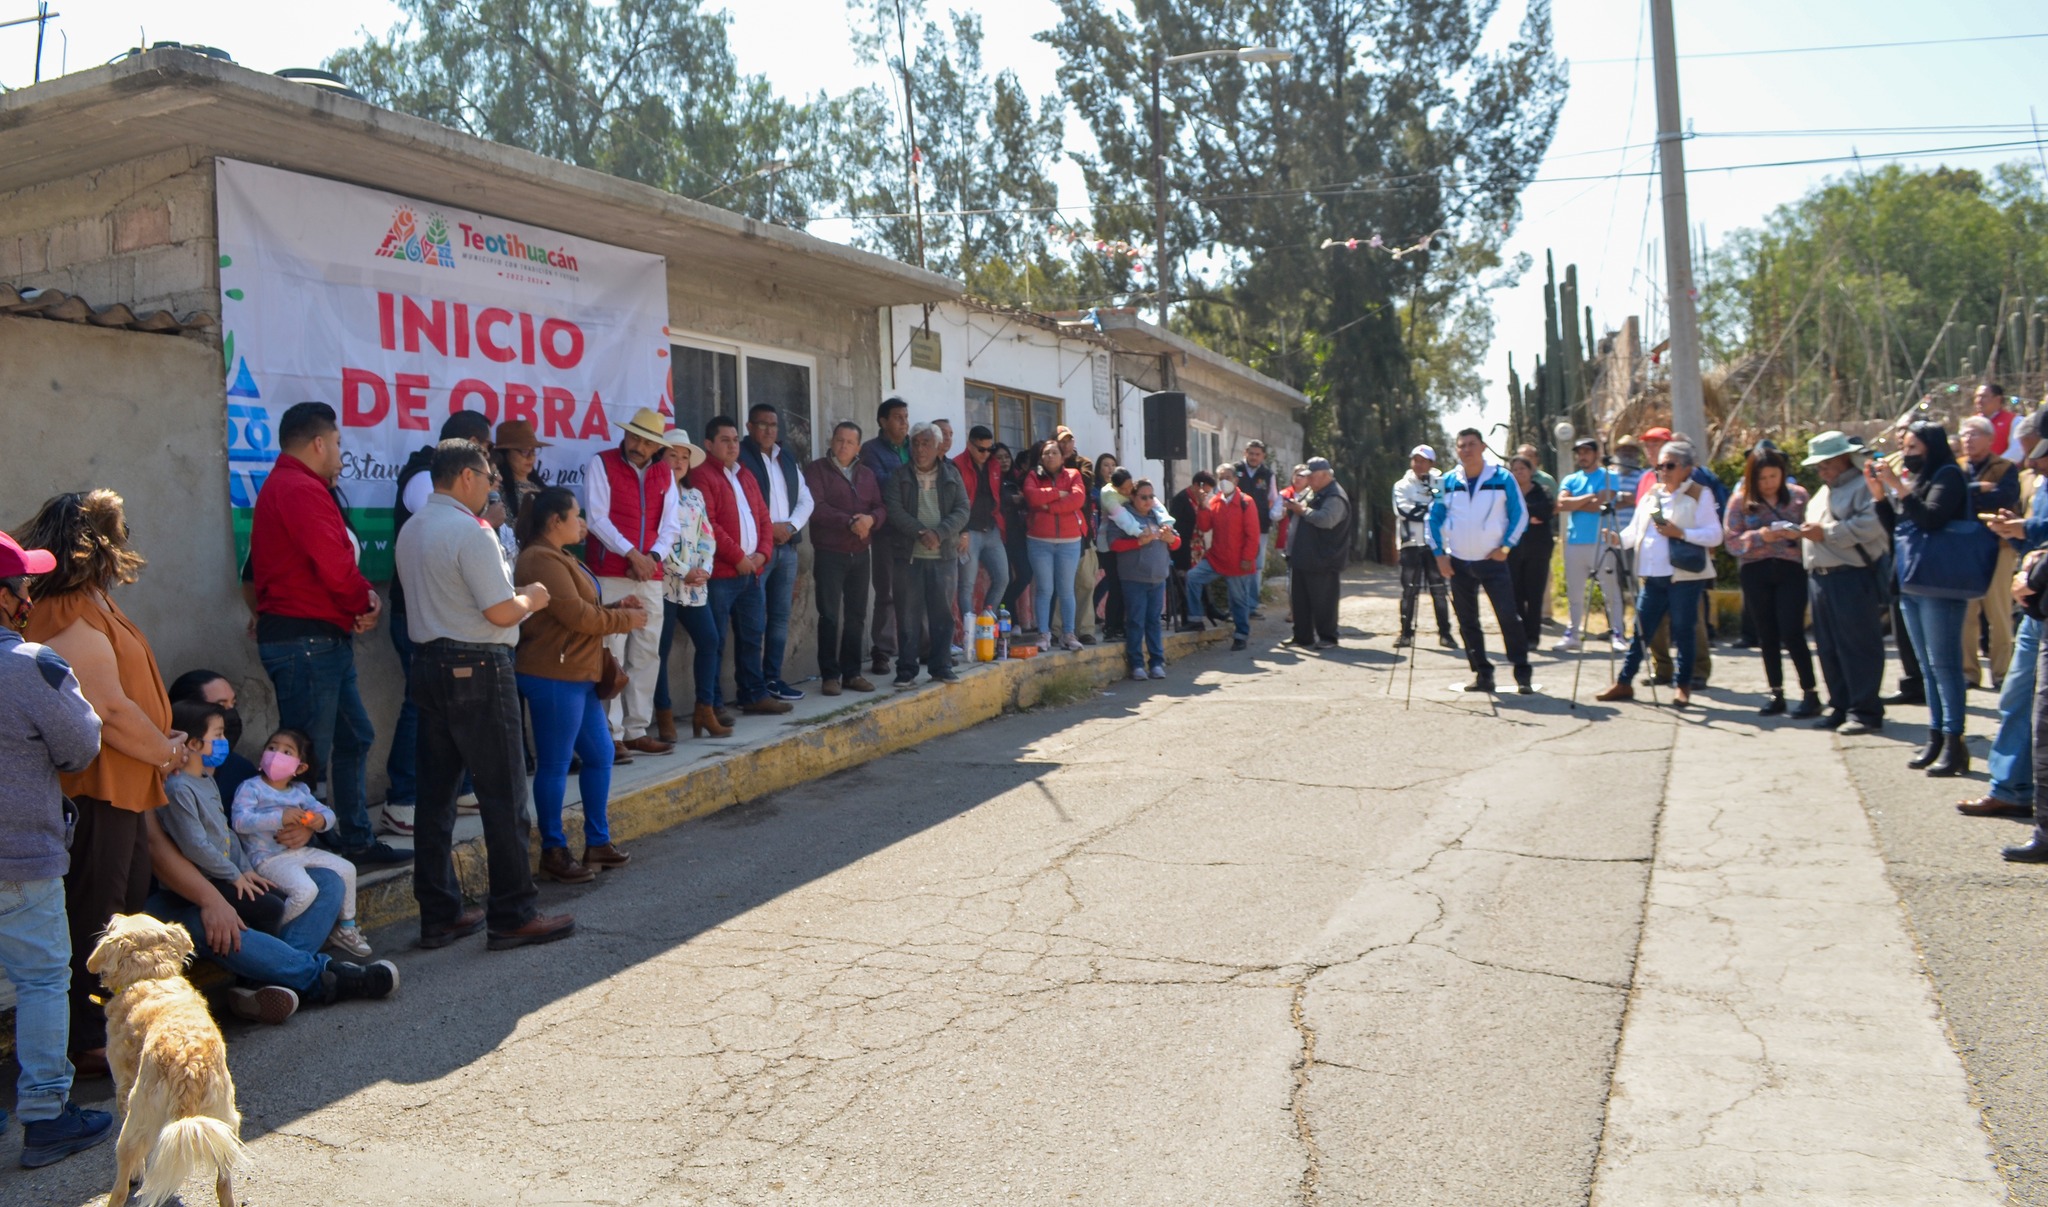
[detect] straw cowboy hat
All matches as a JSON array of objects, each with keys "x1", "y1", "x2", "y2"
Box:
[
  {"x1": 621, "y1": 407, "x2": 670, "y2": 445},
  {"x1": 663, "y1": 426, "x2": 707, "y2": 472}
]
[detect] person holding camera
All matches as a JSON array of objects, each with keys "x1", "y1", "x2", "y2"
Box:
[
  {"x1": 1556, "y1": 438, "x2": 1626, "y2": 652},
  {"x1": 1391, "y1": 446, "x2": 1454, "y2": 649},
  {"x1": 1596, "y1": 441, "x2": 1723, "y2": 708},
  {"x1": 1724, "y1": 445, "x2": 1819, "y2": 717}
]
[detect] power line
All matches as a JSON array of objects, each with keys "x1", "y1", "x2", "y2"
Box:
[{"x1": 1576, "y1": 30, "x2": 2048, "y2": 65}]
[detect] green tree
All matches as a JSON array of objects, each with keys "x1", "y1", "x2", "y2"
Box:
[
  {"x1": 838, "y1": 1, "x2": 1096, "y2": 304},
  {"x1": 1700, "y1": 161, "x2": 2048, "y2": 427},
  {"x1": 326, "y1": 0, "x2": 818, "y2": 223},
  {"x1": 1040, "y1": 0, "x2": 1564, "y2": 545}
]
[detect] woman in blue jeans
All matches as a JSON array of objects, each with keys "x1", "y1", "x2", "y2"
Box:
[
  {"x1": 1108, "y1": 479, "x2": 1179, "y2": 678},
  {"x1": 1021, "y1": 438, "x2": 1088, "y2": 649},
  {"x1": 1597, "y1": 441, "x2": 1724, "y2": 708},
  {"x1": 512, "y1": 488, "x2": 650, "y2": 882},
  {"x1": 1870, "y1": 422, "x2": 1973, "y2": 776}
]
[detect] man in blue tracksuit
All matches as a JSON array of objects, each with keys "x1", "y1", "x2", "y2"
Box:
[{"x1": 1429, "y1": 428, "x2": 1532, "y2": 693}]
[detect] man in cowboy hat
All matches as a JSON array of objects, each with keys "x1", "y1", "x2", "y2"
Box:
[
  {"x1": 1798, "y1": 431, "x2": 1889, "y2": 734},
  {"x1": 582, "y1": 406, "x2": 684, "y2": 758}
]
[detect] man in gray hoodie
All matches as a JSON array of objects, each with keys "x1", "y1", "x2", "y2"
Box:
[{"x1": 0, "y1": 531, "x2": 113, "y2": 1167}]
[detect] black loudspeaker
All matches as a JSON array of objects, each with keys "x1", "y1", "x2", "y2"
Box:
[{"x1": 1143, "y1": 391, "x2": 1188, "y2": 461}]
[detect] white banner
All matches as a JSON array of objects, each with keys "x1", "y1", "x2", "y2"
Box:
[{"x1": 215, "y1": 159, "x2": 671, "y2": 577}]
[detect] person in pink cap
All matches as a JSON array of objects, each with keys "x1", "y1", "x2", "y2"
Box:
[{"x1": 0, "y1": 530, "x2": 115, "y2": 1165}]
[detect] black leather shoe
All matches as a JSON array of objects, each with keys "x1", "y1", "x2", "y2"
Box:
[
  {"x1": 1758, "y1": 693, "x2": 1786, "y2": 716},
  {"x1": 1837, "y1": 717, "x2": 1882, "y2": 736},
  {"x1": 2002, "y1": 833, "x2": 2048, "y2": 863},
  {"x1": 1908, "y1": 730, "x2": 1943, "y2": 769},
  {"x1": 1814, "y1": 712, "x2": 1847, "y2": 730},
  {"x1": 1883, "y1": 682, "x2": 1926, "y2": 706},
  {"x1": 1790, "y1": 693, "x2": 1823, "y2": 719}
]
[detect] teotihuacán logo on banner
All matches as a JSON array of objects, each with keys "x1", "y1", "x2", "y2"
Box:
[{"x1": 374, "y1": 206, "x2": 456, "y2": 268}]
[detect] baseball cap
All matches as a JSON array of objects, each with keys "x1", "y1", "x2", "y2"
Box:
[
  {"x1": 1641, "y1": 426, "x2": 1674, "y2": 443},
  {"x1": 1305, "y1": 457, "x2": 1334, "y2": 474},
  {"x1": 0, "y1": 532, "x2": 56, "y2": 580},
  {"x1": 1409, "y1": 444, "x2": 1436, "y2": 461},
  {"x1": 1573, "y1": 437, "x2": 1599, "y2": 450}
]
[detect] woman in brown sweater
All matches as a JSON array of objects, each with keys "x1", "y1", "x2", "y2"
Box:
[{"x1": 513, "y1": 487, "x2": 649, "y2": 883}]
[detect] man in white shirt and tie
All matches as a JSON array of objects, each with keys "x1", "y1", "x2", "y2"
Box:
[{"x1": 739, "y1": 404, "x2": 816, "y2": 702}]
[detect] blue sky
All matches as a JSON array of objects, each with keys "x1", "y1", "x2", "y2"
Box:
[{"x1": 6, "y1": 0, "x2": 2044, "y2": 432}]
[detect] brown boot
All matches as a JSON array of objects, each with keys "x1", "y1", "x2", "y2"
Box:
[
  {"x1": 624, "y1": 735, "x2": 675, "y2": 755},
  {"x1": 842, "y1": 675, "x2": 876, "y2": 693},
  {"x1": 1594, "y1": 682, "x2": 1635, "y2": 702},
  {"x1": 538, "y1": 846, "x2": 595, "y2": 884},
  {"x1": 611, "y1": 741, "x2": 635, "y2": 766},
  {"x1": 653, "y1": 707, "x2": 677, "y2": 743},
  {"x1": 742, "y1": 697, "x2": 794, "y2": 716},
  {"x1": 583, "y1": 842, "x2": 632, "y2": 869},
  {"x1": 692, "y1": 703, "x2": 733, "y2": 737},
  {"x1": 821, "y1": 678, "x2": 842, "y2": 696}
]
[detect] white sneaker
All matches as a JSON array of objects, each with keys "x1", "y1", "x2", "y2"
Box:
[
  {"x1": 377, "y1": 804, "x2": 416, "y2": 836},
  {"x1": 328, "y1": 923, "x2": 373, "y2": 959},
  {"x1": 1610, "y1": 634, "x2": 1631, "y2": 653},
  {"x1": 456, "y1": 792, "x2": 480, "y2": 815},
  {"x1": 1555, "y1": 635, "x2": 1581, "y2": 653},
  {"x1": 1149, "y1": 666, "x2": 1167, "y2": 680}
]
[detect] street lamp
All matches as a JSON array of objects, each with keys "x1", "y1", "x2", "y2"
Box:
[{"x1": 1150, "y1": 46, "x2": 1293, "y2": 325}]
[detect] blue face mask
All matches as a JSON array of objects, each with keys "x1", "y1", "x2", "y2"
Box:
[{"x1": 201, "y1": 737, "x2": 230, "y2": 769}]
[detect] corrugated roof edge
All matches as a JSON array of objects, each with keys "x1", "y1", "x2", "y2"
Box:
[
  {"x1": 1070, "y1": 308, "x2": 1310, "y2": 411},
  {"x1": 0, "y1": 50, "x2": 964, "y2": 307},
  {"x1": 1, "y1": 284, "x2": 216, "y2": 335}
]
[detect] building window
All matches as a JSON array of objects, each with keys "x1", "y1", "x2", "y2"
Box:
[
  {"x1": 1188, "y1": 421, "x2": 1222, "y2": 475},
  {"x1": 965, "y1": 381, "x2": 1063, "y2": 453},
  {"x1": 671, "y1": 340, "x2": 816, "y2": 464}
]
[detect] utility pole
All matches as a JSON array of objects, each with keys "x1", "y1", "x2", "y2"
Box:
[
  {"x1": 1150, "y1": 52, "x2": 1169, "y2": 326},
  {"x1": 1649, "y1": 0, "x2": 1705, "y2": 444}
]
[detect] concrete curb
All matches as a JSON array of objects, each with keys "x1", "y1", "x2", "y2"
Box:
[{"x1": 357, "y1": 625, "x2": 1228, "y2": 931}]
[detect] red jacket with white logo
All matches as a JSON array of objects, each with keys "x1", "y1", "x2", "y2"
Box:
[{"x1": 1197, "y1": 488, "x2": 1262, "y2": 575}]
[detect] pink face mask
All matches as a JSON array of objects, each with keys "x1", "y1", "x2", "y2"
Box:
[{"x1": 260, "y1": 749, "x2": 300, "y2": 784}]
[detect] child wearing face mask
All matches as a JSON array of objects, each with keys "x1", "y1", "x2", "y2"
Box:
[
  {"x1": 231, "y1": 728, "x2": 370, "y2": 958},
  {"x1": 161, "y1": 699, "x2": 287, "y2": 932}
]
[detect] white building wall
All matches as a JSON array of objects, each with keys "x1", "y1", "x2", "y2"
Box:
[{"x1": 879, "y1": 302, "x2": 1118, "y2": 460}]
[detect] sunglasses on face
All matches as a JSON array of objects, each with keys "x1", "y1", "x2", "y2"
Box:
[{"x1": 1657, "y1": 462, "x2": 1682, "y2": 471}]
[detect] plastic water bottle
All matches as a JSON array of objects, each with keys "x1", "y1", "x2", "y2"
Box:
[{"x1": 996, "y1": 607, "x2": 1011, "y2": 659}]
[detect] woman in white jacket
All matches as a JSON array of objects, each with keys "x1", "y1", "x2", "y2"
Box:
[{"x1": 1596, "y1": 440, "x2": 1724, "y2": 707}]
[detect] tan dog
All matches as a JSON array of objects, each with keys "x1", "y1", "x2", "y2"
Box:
[{"x1": 86, "y1": 913, "x2": 246, "y2": 1207}]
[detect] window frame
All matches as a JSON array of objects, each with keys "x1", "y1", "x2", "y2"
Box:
[
  {"x1": 669, "y1": 331, "x2": 819, "y2": 461},
  {"x1": 964, "y1": 378, "x2": 1064, "y2": 453}
]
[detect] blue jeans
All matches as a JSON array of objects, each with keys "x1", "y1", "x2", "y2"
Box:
[
  {"x1": 258, "y1": 635, "x2": 374, "y2": 850},
  {"x1": 1184, "y1": 560, "x2": 1257, "y2": 638},
  {"x1": 144, "y1": 868, "x2": 340, "y2": 1000},
  {"x1": 0, "y1": 877, "x2": 72, "y2": 1122},
  {"x1": 704, "y1": 573, "x2": 768, "y2": 706},
  {"x1": 653, "y1": 600, "x2": 676, "y2": 714},
  {"x1": 1620, "y1": 576, "x2": 1706, "y2": 688},
  {"x1": 1027, "y1": 537, "x2": 1082, "y2": 637},
  {"x1": 1899, "y1": 593, "x2": 1969, "y2": 735},
  {"x1": 1989, "y1": 616, "x2": 2039, "y2": 803},
  {"x1": 1123, "y1": 580, "x2": 1167, "y2": 669},
  {"x1": 518, "y1": 673, "x2": 615, "y2": 849},
  {"x1": 761, "y1": 542, "x2": 799, "y2": 691},
  {"x1": 957, "y1": 528, "x2": 1011, "y2": 627},
  {"x1": 385, "y1": 609, "x2": 419, "y2": 804}
]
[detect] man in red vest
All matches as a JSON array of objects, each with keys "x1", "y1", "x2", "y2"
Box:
[{"x1": 583, "y1": 407, "x2": 682, "y2": 758}]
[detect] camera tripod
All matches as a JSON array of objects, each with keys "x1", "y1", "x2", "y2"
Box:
[{"x1": 1568, "y1": 473, "x2": 1648, "y2": 709}]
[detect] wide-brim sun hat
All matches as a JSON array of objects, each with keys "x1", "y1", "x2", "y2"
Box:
[
  {"x1": 663, "y1": 426, "x2": 707, "y2": 471},
  {"x1": 621, "y1": 407, "x2": 670, "y2": 445},
  {"x1": 1801, "y1": 430, "x2": 1863, "y2": 467}
]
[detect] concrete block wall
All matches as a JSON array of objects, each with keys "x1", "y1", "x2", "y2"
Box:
[{"x1": 0, "y1": 148, "x2": 217, "y2": 318}]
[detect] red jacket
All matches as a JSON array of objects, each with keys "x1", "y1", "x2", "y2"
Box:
[
  {"x1": 1274, "y1": 485, "x2": 1299, "y2": 551},
  {"x1": 250, "y1": 453, "x2": 373, "y2": 632},
  {"x1": 687, "y1": 460, "x2": 772, "y2": 578},
  {"x1": 952, "y1": 450, "x2": 1007, "y2": 539},
  {"x1": 1197, "y1": 488, "x2": 1262, "y2": 575},
  {"x1": 1020, "y1": 468, "x2": 1087, "y2": 540}
]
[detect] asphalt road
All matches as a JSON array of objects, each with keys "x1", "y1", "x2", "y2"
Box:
[{"x1": 10, "y1": 568, "x2": 2040, "y2": 1205}]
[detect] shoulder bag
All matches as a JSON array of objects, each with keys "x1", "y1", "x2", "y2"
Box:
[
  {"x1": 1895, "y1": 515, "x2": 1998, "y2": 599},
  {"x1": 573, "y1": 560, "x2": 632, "y2": 700}
]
